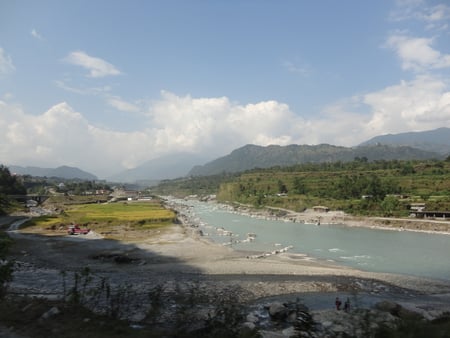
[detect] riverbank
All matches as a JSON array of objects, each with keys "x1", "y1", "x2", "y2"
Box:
[
  {"x1": 2, "y1": 204, "x2": 450, "y2": 336},
  {"x1": 164, "y1": 200, "x2": 447, "y2": 292},
  {"x1": 194, "y1": 198, "x2": 450, "y2": 235}
]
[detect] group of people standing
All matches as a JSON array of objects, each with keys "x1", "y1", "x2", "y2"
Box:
[{"x1": 335, "y1": 297, "x2": 351, "y2": 312}]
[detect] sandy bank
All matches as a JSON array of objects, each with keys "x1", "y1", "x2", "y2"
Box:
[{"x1": 3, "y1": 207, "x2": 450, "y2": 316}]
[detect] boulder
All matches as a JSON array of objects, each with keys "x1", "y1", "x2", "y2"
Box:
[
  {"x1": 268, "y1": 302, "x2": 289, "y2": 320},
  {"x1": 375, "y1": 301, "x2": 424, "y2": 321},
  {"x1": 41, "y1": 306, "x2": 60, "y2": 320}
]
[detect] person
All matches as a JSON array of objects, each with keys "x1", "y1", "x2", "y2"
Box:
[
  {"x1": 344, "y1": 298, "x2": 351, "y2": 312},
  {"x1": 335, "y1": 297, "x2": 342, "y2": 310}
]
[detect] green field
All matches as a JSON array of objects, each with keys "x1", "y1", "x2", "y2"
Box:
[{"x1": 22, "y1": 201, "x2": 176, "y2": 236}]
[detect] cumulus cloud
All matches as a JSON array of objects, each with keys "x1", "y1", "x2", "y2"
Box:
[
  {"x1": 291, "y1": 75, "x2": 450, "y2": 146},
  {"x1": 1, "y1": 77, "x2": 449, "y2": 178},
  {"x1": 385, "y1": 34, "x2": 450, "y2": 71},
  {"x1": 64, "y1": 51, "x2": 121, "y2": 78},
  {"x1": 148, "y1": 91, "x2": 305, "y2": 154},
  {"x1": 0, "y1": 47, "x2": 15, "y2": 74},
  {"x1": 363, "y1": 75, "x2": 450, "y2": 134}
]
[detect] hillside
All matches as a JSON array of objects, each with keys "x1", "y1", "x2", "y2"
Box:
[
  {"x1": 8, "y1": 165, "x2": 97, "y2": 180},
  {"x1": 359, "y1": 127, "x2": 450, "y2": 155},
  {"x1": 188, "y1": 143, "x2": 441, "y2": 176}
]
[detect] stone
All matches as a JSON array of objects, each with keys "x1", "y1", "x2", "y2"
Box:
[
  {"x1": 246, "y1": 312, "x2": 259, "y2": 323},
  {"x1": 268, "y1": 302, "x2": 289, "y2": 320},
  {"x1": 41, "y1": 306, "x2": 60, "y2": 319},
  {"x1": 282, "y1": 326, "x2": 296, "y2": 336},
  {"x1": 242, "y1": 321, "x2": 256, "y2": 330}
]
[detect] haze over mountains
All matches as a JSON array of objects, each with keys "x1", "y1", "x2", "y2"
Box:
[
  {"x1": 8, "y1": 165, "x2": 97, "y2": 181},
  {"x1": 189, "y1": 128, "x2": 450, "y2": 176},
  {"x1": 359, "y1": 127, "x2": 450, "y2": 155},
  {"x1": 6, "y1": 127, "x2": 450, "y2": 182}
]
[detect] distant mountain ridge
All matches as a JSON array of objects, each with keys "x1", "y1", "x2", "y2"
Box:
[
  {"x1": 188, "y1": 143, "x2": 442, "y2": 176},
  {"x1": 108, "y1": 152, "x2": 210, "y2": 183},
  {"x1": 9, "y1": 165, "x2": 97, "y2": 180},
  {"x1": 359, "y1": 127, "x2": 450, "y2": 154},
  {"x1": 9, "y1": 128, "x2": 449, "y2": 182}
]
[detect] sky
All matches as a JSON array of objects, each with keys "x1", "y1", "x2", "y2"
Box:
[{"x1": 1, "y1": 0, "x2": 450, "y2": 178}]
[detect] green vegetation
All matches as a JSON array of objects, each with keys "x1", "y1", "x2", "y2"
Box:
[
  {"x1": 153, "y1": 173, "x2": 240, "y2": 197},
  {"x1": 154, "y1": 159, "x2": 450, "y2": 216},
  {"x1": 0, "y1": 232, "x2": 13, "y2": 299},
  {"x1": 0, "y1": 165, "x2": 26, "y2": 215},
  {"x1": 217, "y1": 159, "x2": 450, "y2": 215},
  {"x1": 21, "y1": 201, "x2": 177, "y2": 238}
]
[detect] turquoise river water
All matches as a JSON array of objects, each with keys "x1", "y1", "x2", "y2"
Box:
[{"x1": 179, "y1": 200, "x2": 450, "y2": 282}]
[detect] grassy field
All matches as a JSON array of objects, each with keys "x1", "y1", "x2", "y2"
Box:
[{"x1": 21, "y1": 201, "x2": 177, "y2": 239}]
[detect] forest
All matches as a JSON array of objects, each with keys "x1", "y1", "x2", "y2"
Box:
[{"x1": 153, "y1": 158, "x2": 450, "y2": 217}]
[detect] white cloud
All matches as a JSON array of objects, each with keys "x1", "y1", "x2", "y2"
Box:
[
  {"x1": 107, "y1": 96, "x2": 140, "y2": 113},
  {"x1": 64, "y1": 51, "x2": 121, "y2": 78},
  {"x1": 55, "y1": 80, "x2": 112, "y2": 95},
  {"x1": 31, "y1": 28, "x2": 44, "y2": 40},
  {"x1": 148, "y1": 91, "x2": 304, "y2": 154},
  {"x1": 390, "y1": 1, "x2": 450, "y2": 24},
  {"x1": 1, "y1": 77, "x2": 449, "y2": 178},
  {"x1": 0, "y1": 47, "x2": 15, "y2": 74},
  {"x1": 363, "y1": 75, "x2": 450, "y2": 134},
  {"x1": 386, "y1": 34, "x2": 450, "y2": 71}
]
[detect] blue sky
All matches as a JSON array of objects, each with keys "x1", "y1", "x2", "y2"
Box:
[{"x1": 1, "y1": 0, "x2": 450, "y2": 177}]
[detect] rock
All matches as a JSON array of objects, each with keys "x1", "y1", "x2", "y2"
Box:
[
  {"x1": 129, "y1": 311, "x2": 146, "y2": 322},
  {"x1": 41, "y1": 306, "x2": 60, "y2": 319},
  {"x1": 322, "y1": 320, "x2": 333, "y2": 328},
  {"x1": 242, "y1": 321, "x2": 256, "y2": 330},
  {"x1": 375, "y1": 300, "x2": 398, "y2": 313},
  {"x1": 21, "y1": 303, "x2": 33, "y2": 312},
  {"x1": 259, "y1": 330, "x2": 285, "y2": 338},
  {"x1": 246, "y1": 312, "x2": 259, "y2": 323},
  {"x1": 282, "y1": 326, "x2": 296, "y2": 336},
  {"x1": 268, "y1": 302, "x2": 289, "y2": 320},
  {"x1": 375, "y1": 300, "x2": 424, "y2": 320}
]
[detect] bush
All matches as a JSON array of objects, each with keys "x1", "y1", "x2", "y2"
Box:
[{"x1": 0, "y1": 232, "x2": 13, "y2": 299}]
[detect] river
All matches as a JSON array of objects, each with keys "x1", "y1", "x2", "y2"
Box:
[{"x1": 176, "y1": 199, "x2": 450, "y2": 282}]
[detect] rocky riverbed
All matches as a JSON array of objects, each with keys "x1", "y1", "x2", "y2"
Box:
[{"x1": 2, "y1": 207, "x2": 450, "y2": 337}]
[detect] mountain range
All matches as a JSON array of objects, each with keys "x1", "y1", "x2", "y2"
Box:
[
  {"x1": 8, "y1": 165, "x2": 97, "y2": 180},
  {"x1": 189, "y1": 127, "x2": 450, "y2": 176},
  {"x1": 107, "y1": 153, "x2": 210, "y2": 184},
  {"x1": 188, "y1": 143, "x2": 443, "y2": 176},
  {"x1": 359, "y1": 127, "x2": 450, "y2": 154},
  {"x1": 7, "y1": 127, "x2": 450, "y2": 181}
]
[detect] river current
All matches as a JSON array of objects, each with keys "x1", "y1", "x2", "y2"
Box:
[{"x1": 178, "y1": 199, "x2": 450, "y2": 282}]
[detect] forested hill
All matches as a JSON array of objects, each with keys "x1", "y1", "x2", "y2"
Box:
[
  {"x1": 359, "y1": 127, "x2": 450, "y2": 154},
  {"x1": 188, "y1": 143, "x2": 441, "y2": 176},
  {"x1": 8, "y1": 165, "x2": 97, "y2": 180}
]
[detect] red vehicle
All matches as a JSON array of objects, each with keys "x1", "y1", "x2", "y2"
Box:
[{"x1": 67, "y1": 224, "x2": 90, "y2": 235}]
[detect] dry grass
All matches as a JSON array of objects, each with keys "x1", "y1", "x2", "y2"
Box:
[{"x1": 20, "y1": 201, "x2": 176, "y2": 239}]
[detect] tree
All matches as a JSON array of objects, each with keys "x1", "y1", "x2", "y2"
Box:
[
  {"x1": 277, "y1": 180, "x2": 288, "y2": 194},
  {"x1": 0, "y1": 165, "x2": 26, "y2": 215},
  {"x1": 381, "y1": 195, "x2": 400, "y2": 216},
  {"x1": 0, "y1": 165, "x2": 26, "y2": 195},
  {"x1": 0, "y1": 232, "x2": 13, "y2": 299},
  {"x1": 292, "y1": 177, "x2": 306, "y2": 194}
]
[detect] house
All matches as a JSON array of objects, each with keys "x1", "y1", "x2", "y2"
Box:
[
  {"x1": 410, "y1": 203, "x2": 426, "y2": 212},
  {"x1": 312, "y1": 206, "x2": 329, "y2": 213}
]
